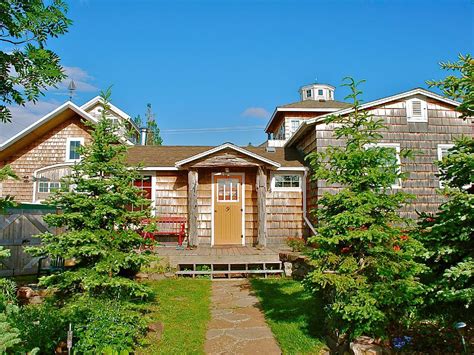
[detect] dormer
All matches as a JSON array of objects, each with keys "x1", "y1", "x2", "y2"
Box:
[{"x1": 299, "y1": 83, "x2": 335, "y2": 101}]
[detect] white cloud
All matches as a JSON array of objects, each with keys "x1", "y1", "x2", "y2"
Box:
[
  {"x1": 0, "y1": 100, "x2": 61, "y2": 143},
  {"x1": 58, "y1": 66, "x2": 98, "y2": 92},
  {"x1": 241, "y1": 107, "x2": 270, "y2": 119}
]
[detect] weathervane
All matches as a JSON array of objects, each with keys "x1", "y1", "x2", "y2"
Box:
[{"x1": 68, "y1": 79, "x2": 76, "y2": 101}]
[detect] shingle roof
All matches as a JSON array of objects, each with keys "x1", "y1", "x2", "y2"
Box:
[
  {"x1": 279, "y1": 100, "x2": 351, "y2": 109},
  {"x1": 126, "y1": 145, "x2": 305, "y2": 168}
]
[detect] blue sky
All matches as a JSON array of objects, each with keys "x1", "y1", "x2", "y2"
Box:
[{"x1": 2, "y1": 0, "x2": 473, "y2": 145}]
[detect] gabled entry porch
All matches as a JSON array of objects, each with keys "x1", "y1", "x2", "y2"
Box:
[{"x1": 176, "y1": 143, "x2": 281, "y2": 248}]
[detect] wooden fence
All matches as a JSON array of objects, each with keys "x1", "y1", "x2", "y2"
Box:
[{"x1": 0, "y1": 204, "x2": 57, "y2": 276}]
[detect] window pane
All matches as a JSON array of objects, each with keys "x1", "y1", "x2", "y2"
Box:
[
  {"x1": 38, "y1": 182, "x2": 48, "y2": 193},
  {"x1": 69, "y1": 141, "x2": 81, "y2": 160},
  {"x1": 274, "y1": 174, "x2": 300, "y2": 189}
]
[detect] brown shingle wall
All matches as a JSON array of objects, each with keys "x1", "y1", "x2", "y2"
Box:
[
  {"x1": 1, "y1": 119, "x2": 91, "y2": 203},
  {"x1": 297, "y1": 98, "x2": 472, "y2": 220}
]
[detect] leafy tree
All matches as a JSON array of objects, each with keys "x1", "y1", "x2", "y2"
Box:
[
  {"x1": 0, "y1": 0, "x2": 72, "y2": 122},
  {"x1": 28, "y1": 88, "x2": 153, "y2": 300},
  {"x1": 304, "y1": 78, "x2": 427, "y2": 346},
  {"x1": 427, "y1": 53, "x2": 473, "y2": 119},
  {"x1": 417, "y1": 54, "x2": 473, "y2": 321},
  {"x1": 133, "y1": 103, "x2": 163, "y2": 145}
]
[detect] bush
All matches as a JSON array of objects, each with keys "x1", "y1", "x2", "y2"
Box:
[
  {"x1": 0, "y1": 278, "x2": 16, "y2": 310},
  {"x1": 286, "y1": 237, "x2": 306, "y2": 252},
  {"x1": 62, "y1": 296, "x2": 148, "y2": 353},
  {"x1": 10, "y1": 302, "x2": 66, "y2": 353}
]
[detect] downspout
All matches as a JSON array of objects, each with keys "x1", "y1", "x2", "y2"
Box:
[{"x1": 303, "y1": 168, "x2": 317, "y2": 236}]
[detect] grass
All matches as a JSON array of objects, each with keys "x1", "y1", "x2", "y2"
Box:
[
  {"x1": 137, "y1": 278, "x2": 211, "y2": 355},
  {"x1": 251, "y1": 278, "x2": 327, "y2": 354}
]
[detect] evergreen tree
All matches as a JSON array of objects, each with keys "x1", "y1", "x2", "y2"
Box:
[
  {"x1": 145, "y1": 103, "x2": 163, "y2": 146},
  {"x1": 28, "y1": 88, "x2": 153, "y2": 300},
  {"x1": 417, "y1": 54, "x2": 473, "y2": 320},
  {"x1": 305, "y1": 78, "x2": 426, "y2": 346}
]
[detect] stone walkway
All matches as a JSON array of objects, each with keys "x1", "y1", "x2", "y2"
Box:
[{"x1": 204, "y1": 279, "x2": 281, "y2": 355}]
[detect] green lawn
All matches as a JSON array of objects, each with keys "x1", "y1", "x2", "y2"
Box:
[
  {"x1": 251, "y1": 278, "x2": 327, "y2": 354},
  {"x1": 137, "y1": 278, "x2": 211, "y2": 355}
]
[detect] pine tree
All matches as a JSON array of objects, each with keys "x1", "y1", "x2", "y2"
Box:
[
  {"x1": 28, "y1": 88, "x2": 153, "y2": 300},
  {"x1": 417, "y1": 54, "x2": 473, "y2": 320},
  {"x1": 304, "y1": 78, "x2": 426, "y2": 345},
  {"x1": 145, "y1": 103, "x2": 163, "y2": 146}
]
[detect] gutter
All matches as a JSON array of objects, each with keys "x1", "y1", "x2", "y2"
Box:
[{"x1": 303, "y1": 168, "x2": 317, "y2": 236}]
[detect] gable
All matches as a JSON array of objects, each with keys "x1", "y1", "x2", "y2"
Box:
[{"x1": 181, "y1": 148, "x2": 270, "y2": 168}]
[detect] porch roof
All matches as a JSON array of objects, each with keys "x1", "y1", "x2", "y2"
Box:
[{"x1": 126, "y1": 145, "x2": 305, "y2": 168}]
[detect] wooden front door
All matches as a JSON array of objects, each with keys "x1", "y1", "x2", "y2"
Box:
[{"x1": 214, "y1": 175, "x2": 243, "y2": 245}]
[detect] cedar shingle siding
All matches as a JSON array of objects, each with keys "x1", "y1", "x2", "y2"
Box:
[{"x1": 295, "y1": 95, "x2": 472, "y2": 220}]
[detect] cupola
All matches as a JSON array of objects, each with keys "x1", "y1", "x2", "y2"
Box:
[{"x1": 299, "y1": 83, "x2": 335, "y2": 101}]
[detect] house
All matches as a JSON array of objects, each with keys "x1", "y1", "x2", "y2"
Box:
[
  {"x1": 265, "y1": 84, "x2": 472, "y2": 220},
  {"x1": 0, "y1": 83, "x2": 472, "y2": 254}
]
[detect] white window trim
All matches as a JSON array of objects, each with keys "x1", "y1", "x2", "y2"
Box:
[
  {"x1": 406, "y1": 98, "x2": 428, "y2": 122},
  {"x1": 366, "y1": 143, "x2": 402, "y2": 189},
  {"x1": 437, "y1": 144, "x2": 455, "y2": 188},
  {"x1": 270, "y1": 172, "x2": 303, "y2": 192},
  {"x1": 37, "y1": 181, "x2": 61, "y2": 193},
  {"x1": 65, "y1": 137, "x2": 85, "y2": 162}
]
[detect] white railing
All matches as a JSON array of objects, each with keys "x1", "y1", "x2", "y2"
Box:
[{"x1": 266, "y1": 139, "x2": 287, "y2": 147}]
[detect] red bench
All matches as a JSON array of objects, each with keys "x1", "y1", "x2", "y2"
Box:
[{"x1": 141, "y1": 217, "x2": 187, "y2": 248}]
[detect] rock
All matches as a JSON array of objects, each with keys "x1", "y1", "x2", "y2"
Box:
[
  {"x1": 17, "y1": 286, "x2": 38, "y2": 299},
  {"x1": 29, "y1": 296, "x2": 43, "y2": 305},
  {"x1": 147, "y1": 321, "x2": 164, "y2": 341},
  {"x1": 350, "y1": 342, "x2": 383, "y2": 355},
  {"x1": 164, "y1": 272, "x2": 175, "y2": 278},
  {"x1": 283, "y1": 262, "x2": 293, "y2": 277},
  {"x1": 135, "y1": 272, "x2": 149, "y2": 280},
  {"x1": 149, "y1": 273, "x2": 166, "y2": 281}
]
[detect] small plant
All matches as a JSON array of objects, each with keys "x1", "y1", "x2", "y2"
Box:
[{"x1": 286, "y1": 237, "x2": 306, "y2": 252}]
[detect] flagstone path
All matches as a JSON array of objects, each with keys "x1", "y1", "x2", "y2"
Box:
[{"x1": 204, "y1": 279, "x2": 281, "y2": 355}]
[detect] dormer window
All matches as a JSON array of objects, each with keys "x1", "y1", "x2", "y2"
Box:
[
  {"x1": 306, "y1": 89, "x2": 312, "y2": 98},
  {"x1": 66, "y1": 137, "x2": 84, "y2": 161},
  {"x1": 406, "y1": 98, "x2": 428, "y2": 122}
]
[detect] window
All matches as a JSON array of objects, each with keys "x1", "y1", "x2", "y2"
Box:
[
  {"x1": 272, "y1": 173, "x2": 302, "y2": 191},
  {"x1": 134, "y1": 175, "x2": 153, "y2": 199},
  {"x1": 437, "y1": 144, "x2": 454, "y2": 187},
  {"x1": 66, "y1": 137, "x2": 84, "y2": 161},
  {"x1": 276, "y1": 124, "x2": 285, "y2": 140},
  {"x1": 406, "y1": 99, "x2": 428, "y2": 122},
  {"x1": 365, "y1": 143, "x2": 402, "y2": 188},
  {"x1": 306, "y1": 89, "x2": 312, "y2": 98},
  {"x1": 290, "y1": 119, "x2": 301, "y2": 134},
  {"x1": 38, "y1": 181, "x2": 61, "y2": 193},
  {"x1": 318, "y1": 89, "x2": 323, "y2": 95},
  {"x1": 217, "y1": 178, "x2": 240, "y2": 202}
]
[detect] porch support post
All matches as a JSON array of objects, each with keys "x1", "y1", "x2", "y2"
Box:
[
  {"x1": 257, "y1": 166, "x2": 267, "y2": 247},
  {"x1": 188, "y1": 169, "x2": 199, "y2": 246}
]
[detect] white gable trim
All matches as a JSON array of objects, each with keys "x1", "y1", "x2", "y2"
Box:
[
  {"x1": 174, "y1": 143, "x2": 281, "y2": 168},
  {"x1": 81, "y1": 96, "x2": 139, "y2": 130},
  {"x1": 285, "y1": 88, "x2": 461, "y2": 148},
  {"x1": 0, "y1": 101, "x2": 98, "y2": 152}
]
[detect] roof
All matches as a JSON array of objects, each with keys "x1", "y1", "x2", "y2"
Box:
[
  {"x1": 279, "y1": 100, "x2": 351, "y2": 109},
  {"x1": 0, "y1": 100, "x2": 136, "y2": 159},
  {"x1": 285, "y1": 87, "x2": 462, "y2": 148},
  {"x1": 126, "y1": 144, "x2": 305, "y2": 168},
  {"x1": 0, "y1": 101, "x2": 98, "y2": 153},
  {"x1": 265, "y1": 100, "x2": 350, "y2": 133}
]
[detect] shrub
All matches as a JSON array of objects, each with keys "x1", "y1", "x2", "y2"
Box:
[
  {"x1": 286, "y1": 237, "x2": 306, "y2": 252},
  {"x1": 62, "y1": 297, "x2": 147, "y2": 353},
  {"x1": 10, "y1": 302, "x2": 66, "y2": 353},
  {"x1": 0, "y1": 278, "x2": 16, "y2": 310}
]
